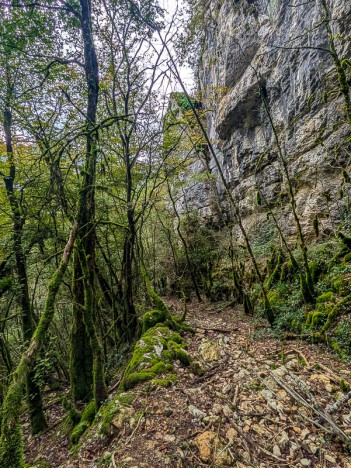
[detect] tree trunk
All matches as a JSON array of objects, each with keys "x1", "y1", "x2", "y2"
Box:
[
  {"x1": 2, "y1": 95, "x2": 47, "y2": 435},
  {"x1": 0, "y1": 222, "x2": 78, "y2": 468},
  {"x1": 69, "y1": 0, "x2": 107, "y2": 407}
]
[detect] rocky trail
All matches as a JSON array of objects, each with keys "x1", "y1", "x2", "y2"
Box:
[{"x1": 26, "y1": 302, "x2": 351, "y2": 467}]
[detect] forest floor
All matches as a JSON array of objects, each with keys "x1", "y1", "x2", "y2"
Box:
[{"x1": 25, "y1": 301, "x2": 351, "y2": 467}]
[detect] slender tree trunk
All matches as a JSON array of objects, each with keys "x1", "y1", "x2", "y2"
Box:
[
  {"x1": 2, "y1": 93, "x2": 47, "y2": 435},
  {"x1": 71, "y1": 0, "x2": 106, "y2": 407},
  {"x1": 121, "y1": 158, "x2": 138, "y2": 341},
  {"x1": 0, "y1": 222, "x2": 78, "y2": 468},
  {"x1": 70, "y1": 259, "x2": 93, "y2": 401}
]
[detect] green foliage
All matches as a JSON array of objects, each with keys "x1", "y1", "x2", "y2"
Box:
[
  {"x1": 266, "y1": 250, "x2": 284, "y2": 289},
  {"x1": 333, "y1": 277, "x2": 350, "y2": 295},
  {"x1": 305, "y1": 311, "x2": 326, "y2": 330},
  {"x1": 337, "y1": 232, "x2": 351, "y2": 249},
  {"x1": 332, "y1": 318, "x2": 351, "y2": 361},
  {"x1": 33, "y1": 355, "x2": 54, "y2": 389},
  {"x1": 171, "y1": 92, "x2": 201, "y2": 111},
  {"x1": 0, "y1": 276, "x2": 12, "y2": 292}
]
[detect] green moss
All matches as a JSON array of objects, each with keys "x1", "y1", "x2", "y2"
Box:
[
  {"x1": 99, "y1": 391, "x2": 138, "y2": 436},
  {"x1": 140, "y1": 267, "x2": 194, "y2": 335},
  {"x1": 333, "y1": 278, "x2": 350, "y2": 296},
  {"x1": 0, "y1": 376, "x2": 25, "y2": 467},
  {"x1": 150, "y1": 362, "x2": 173, "y2": 373},
  {"x1": 167, "y1": 341, "x2": 191, "y2": 365},
  {"x1": 123, "y1": 371, "x2": 156, "y2": 390},
  {"x1": 316, "y1": 291, "x2": 335, "y2": 305},
  {"x1": 171, "y1": 319, "x2": 195, "y2": 334},
  {"x1": 116, "y1": 392, "x2": 137, "y2": 407},
  {"x1": 151, "y1": 377, "x2": 176, "y2": 388},
  {"x1": 142, "y1": 310, "x2": 167, "y2": 333},
  {"x1": 331, "y1": 340, "x2": 343, "y2": 356},
  {"x1": 266, "y1": 250, "x2": 284, "y2": 290},
  {"x1": 62, "y1": 396, "x2": 80, "y2": 426},
  {"x1": 70, "y1": 420, "x2": 89, "y2": 445},
  {"x1": 120, "y1": 323, "x2": 191, "y2": 392},
  {"x1": 70, "y1": 401, "x2": 96, "y2": 445},
  {"x1": 344, "y1": 252, "x2": 351, "y2": 262},
  {"x1": 81, "y1": 401, "x2": 96, "y2": 423},
  {"x1": 321, "y1": 294, "x2": 351, "y2": 332},
  {"x1": 190, "y1": 361, "x2": 206, "y2": 376},
  {"x1": 306, "y1": 311, "x2": 326, "y2": 329}
]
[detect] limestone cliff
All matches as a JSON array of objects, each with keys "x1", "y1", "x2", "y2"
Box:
[{"x1": 181, "y1": 0, "x2": 351, "y2": 241}]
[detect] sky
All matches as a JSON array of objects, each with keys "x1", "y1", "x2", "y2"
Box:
[{"x1": 159, "y1": 0, "x2": 195, "y2": 92}]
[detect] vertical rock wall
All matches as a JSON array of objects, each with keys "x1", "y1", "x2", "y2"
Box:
[{"x1": 181, "y1": 0, "x2": 351, "y2": 240}]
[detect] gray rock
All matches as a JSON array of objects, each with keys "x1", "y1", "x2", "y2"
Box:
[
  {"x1": 178, "y1": 0, "x2": 351, "y2": 239},
  {"x1": 188, "y1": 404, "x2": 207, "y2": 420}
]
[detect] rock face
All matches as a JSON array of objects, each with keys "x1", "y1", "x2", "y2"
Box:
[{"x1": 181, "y1": 0, "x2": 351, "y2": 240}]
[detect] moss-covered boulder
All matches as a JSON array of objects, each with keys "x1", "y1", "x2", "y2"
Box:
[
  {"x1": 120, "y1": 323, "x2": 191, "y2": 391},
  {"x1": 142, "y1": 309, "x2": 167, "y2": 333},
  {"x1": 96, "y1": 391, "x2": 138, "y2": 437}
]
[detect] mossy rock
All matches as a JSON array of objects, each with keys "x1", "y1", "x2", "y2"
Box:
[
  {"x1": 123, "y1": 371, "x2": 156, "y2": 390},
  {"x1": 81, "y1": 401, "x2": 96, "y2": 422},
  {"x1": 142, "y1": 310, "x2": 167, "y2": 333},
  {"x1": 142, "y1": 310, "x2": 194, "y2": 336},
  {"x1": 98, "y1": 391, "x2": 138, "y2": 436},
  {"x1": 167, "y1": 341, "x2": 191, "y2": 365},
  {"x1": 120, "y1": 323, "x2": 191, "y2": 392}
]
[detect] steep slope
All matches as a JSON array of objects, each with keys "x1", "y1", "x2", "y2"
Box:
[{"x1": 24, "y1": 302, "x2": 351, "y2": 467}]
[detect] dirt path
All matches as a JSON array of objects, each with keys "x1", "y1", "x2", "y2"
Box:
[{"x1": 27, "y1": 302, "x2": 351, "y2": 467}]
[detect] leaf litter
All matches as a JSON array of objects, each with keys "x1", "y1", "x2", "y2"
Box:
[{"x1": 25, "y1": 300, "x2": 351, "y2": 467}]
